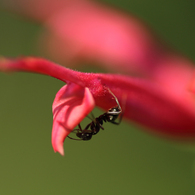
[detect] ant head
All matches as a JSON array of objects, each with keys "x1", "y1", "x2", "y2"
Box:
[{"x1": 106, "y1": 107, "x2": 121, "y2": 122}]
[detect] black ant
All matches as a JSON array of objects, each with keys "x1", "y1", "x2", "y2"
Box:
[{"x1": 67, "y1": 89, "x2": 123, "y2": 141}]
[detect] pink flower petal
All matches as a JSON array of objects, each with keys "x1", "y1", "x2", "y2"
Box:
[{"x1": 52, "y1": 83, "x2": 95, "y2": 155}]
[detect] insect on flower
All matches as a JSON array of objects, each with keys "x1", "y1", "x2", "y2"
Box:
[
  {"x1": 1, "y1": 57, "x2": 195, "y2": 156},
  {"x1": 67, "y1": 89, "x2": 123, "y2": 141}
]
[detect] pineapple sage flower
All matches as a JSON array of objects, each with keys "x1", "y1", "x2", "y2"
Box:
[{"x1": 1, "y1": 57, "x2": 195, "y2": 155}]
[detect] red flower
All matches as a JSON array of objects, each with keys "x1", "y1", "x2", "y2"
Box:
[{"x1": 1, "y1": 57, "x2": 195, "y2": 155}]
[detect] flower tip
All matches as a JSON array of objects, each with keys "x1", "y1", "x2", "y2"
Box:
[
  {"x1": 57, "y1": 146, "x2": 64, "y2": 156},
  {"x1": 52, "y1": 140, "x2": 65, "y2": 156},
  {"x1": 53, "y1": 145, "x2": 64, "y2": 156}
]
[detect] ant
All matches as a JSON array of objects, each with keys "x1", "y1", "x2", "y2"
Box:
[{"x1": 67, "y1": 89, "x2": 123, "y2": 141}]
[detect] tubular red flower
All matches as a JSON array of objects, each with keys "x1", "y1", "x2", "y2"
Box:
[
  {"x1": 1, "y1": 57, "x2": 195, "y2": 149},
  {"x1": 0, "y1": 57, "x2": 195, "y2": 132}
]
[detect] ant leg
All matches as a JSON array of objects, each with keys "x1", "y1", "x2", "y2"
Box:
[
  {"x1": 87, "y1": 112, "x2": 97, "y2": 124},
  {"x1": 89, "y1": 113, "x2": 104, "y2": 130},
  {"x1": 78, "y1": 123, "x2": 83, "y2": 131},
  {"x1": 90, "y1": 112, "x2": 96, "y2": 120},
  {"x1": 87, "y1": 115, "x2": 93, "y2": 121},
  {"x1": 107, "y1": 88, "x2": 122, "y2": 112},
  {"x1": 67, "y1": 136, "x2": 83, "y2": 141},
  {"x1": 110, "y1": 112, "x2": 124, "y2": 125},
  {"x1": 67, "y1": 123, "x2": 83, "y2": 140}
]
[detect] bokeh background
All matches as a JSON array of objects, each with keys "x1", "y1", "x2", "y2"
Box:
[{"x1": 0, "y1": 0, "x2": 195, "y2": 194}]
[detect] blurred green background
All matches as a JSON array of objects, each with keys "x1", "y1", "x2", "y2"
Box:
[{"x1": 0, "y1": 0, "x2": 195, "y2": 194}]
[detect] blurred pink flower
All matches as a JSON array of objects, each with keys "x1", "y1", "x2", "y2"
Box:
[
  {"x1": 1, "y1": 57, "x2": 195, "y2": 155},
  {"x1": 41, "y1": 1, "x2": 163, "y2": 74},
  {"x1": 0, "y1": 0, "x2": 171, "y2": 74}
]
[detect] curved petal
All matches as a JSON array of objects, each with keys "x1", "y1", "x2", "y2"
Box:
[{"x1": 52, "y1": 83, "x2": 95, "y2": 155}]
